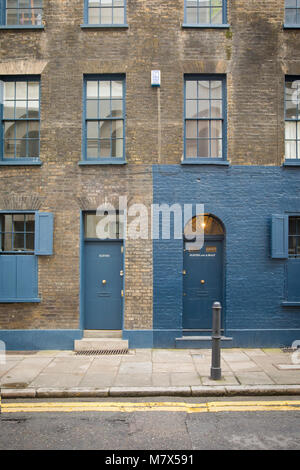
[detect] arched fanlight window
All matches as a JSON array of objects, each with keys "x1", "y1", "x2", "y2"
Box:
[{"x1": 184, "y1": 214, "x2": 224, "y2": 239}]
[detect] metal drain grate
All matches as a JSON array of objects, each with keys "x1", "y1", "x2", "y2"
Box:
[{"x1": 76, "y1": 349, "x2": 129, "y2": 356}]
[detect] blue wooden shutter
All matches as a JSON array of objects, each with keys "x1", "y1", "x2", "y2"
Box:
[
  {"x1": 0, "y1": 255, "x2": 37, "y2": 301},
  {"x1": 0, "y1": 256, "x2": 17, "y2": 299},
  {"x1": 35, "y1": 212, "x2": 54, "y2": 255},
  {"x1": 16, "y1": 256, "x2": 38, "y2": 299},
  {"x1": 271, "y1": 214, "x2": 288, "y2": 259}
]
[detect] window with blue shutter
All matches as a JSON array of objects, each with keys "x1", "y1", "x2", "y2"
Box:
[
  {"x1": 285, "y1": 215, "x2": 300, "y2": 304},
  {"x1": 272, "y1": 214, "x2": 300, "y2": 305},
  {"x1": 0, "y1": 211, "x2": 53, "y2": 302}
]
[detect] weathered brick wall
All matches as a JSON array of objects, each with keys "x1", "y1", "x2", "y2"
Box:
[{"x1": 0, "y1": 1, "x2": 298, "y2": 331}]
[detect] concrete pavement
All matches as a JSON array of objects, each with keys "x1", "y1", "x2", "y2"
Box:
[{"x1": 0, "y1": 348, "x2": 300, "y2": 398}]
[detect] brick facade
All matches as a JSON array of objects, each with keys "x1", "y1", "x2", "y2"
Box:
[{"x1": 0, "y1": 1, "x2": 299, "y2": 348}]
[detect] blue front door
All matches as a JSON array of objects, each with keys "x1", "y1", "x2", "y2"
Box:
[
  {"x1": 183, "y1": 239, "x2": 223, "y2": 329},
  {"x1": 84, "y1": 241, "x2": 123, "y2": 329}
]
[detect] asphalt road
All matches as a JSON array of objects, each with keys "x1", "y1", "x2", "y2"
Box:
[{"x1": 0, "y1": 396, "x2": 300, "y2": 450}]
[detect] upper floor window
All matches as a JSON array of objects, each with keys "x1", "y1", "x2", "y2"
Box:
[
  {"x1": 184, "y1": 0, "x2": 226, "y2": 26},
  {"x1": 285, "y1": 0, "x2": 300, "y2": 26},
  {"x1": 85, "y1": 0, "x2": 126, "y2": 26},
  {"x1": 84, "y1": 75, "x2": 125, "y2": 162},
  {"x1": 0, "y1": 77, "x2": 40, "y2": 162},
  {"x1": 184, "y1": 75, "x2": 226, "y2": 161},
  {"x1": 2, "y1": 0, "x2": 43, "y2": 26},
  {"x1": 285, "y1": 77, "x2": 300, "y2": 161}
]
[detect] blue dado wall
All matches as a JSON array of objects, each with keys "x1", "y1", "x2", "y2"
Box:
[
  {"x1": 1, "y1": 165, "x2": 300, "y2": 350},
  {"x1": 152, "y1": 165, "x2": 300, "y2": 348}
]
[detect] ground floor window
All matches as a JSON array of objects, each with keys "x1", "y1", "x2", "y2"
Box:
[
  {"x1": 288, "y1": 216, "x2": 300, "y2": 258},
  {"x1": 0, "y1": 211, "x2": 53, "y2": 302},
  {"x1": 0, "y1": 213, "x2": 34, "y2": 253}
]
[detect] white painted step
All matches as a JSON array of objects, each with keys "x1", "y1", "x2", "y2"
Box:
[
  {"x1": 83, "y1": 330, "x2": 122, "y2": 338},
  {"x1": 74, "y1": 338, "x2": 128, "y2": 352}
]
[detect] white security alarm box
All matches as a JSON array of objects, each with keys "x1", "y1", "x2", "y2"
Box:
[{"x1": 151, "y1": 70, "x2": 161, "y2": 87}]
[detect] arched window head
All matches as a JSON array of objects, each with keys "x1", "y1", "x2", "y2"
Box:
[{"x1": 184, "y1": 214, "x2": 224, "y2": 238}]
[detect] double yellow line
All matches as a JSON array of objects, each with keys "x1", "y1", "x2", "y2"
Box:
[{"x1": 1, "y1": 400, "x2": 300, "y2": 414}]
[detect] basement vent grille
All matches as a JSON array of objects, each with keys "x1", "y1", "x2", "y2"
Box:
[{"x1": 75, "y1": 349, "x2": 129, "y2": 356}]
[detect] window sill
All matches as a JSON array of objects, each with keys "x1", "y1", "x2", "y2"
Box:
[
  {"x1": 182, "y1": 23, "x2": 230, "y2": 29},
  {"x1": 283, "y1": 24, "x2": 300, "y2": 29},
  {"x1": 181, "y1": 158, "x2": 230, "y2": 166},
  {"x1": 79, "y1": 159, "x2": 127, "y2": 165},
  {"x1": 282, "y1": 301, "x2": 300, "y2": 307},
  {"x1": 0, "y1": 298, "x2": 41, "y2": 303},
  {"x1": 0, "y1": 25, "x2": 44, "y2": 30},
  {"x1": 0, "y1": 160, "x2": 42, "y2": 166},
  {"x1": 283, "y1": 160, "x2": 300, "y2": 167},
  {"x1": 80, "y1": 24, "x2": 128, "y2": 29}
]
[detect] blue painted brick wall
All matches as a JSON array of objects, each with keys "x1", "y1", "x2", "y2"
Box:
[{"x1": 153, "y1": 165, "x2": 300, "y2": 346}]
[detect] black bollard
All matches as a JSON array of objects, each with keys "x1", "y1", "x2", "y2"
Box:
[{"x1": 210, "y1": 301, "x2": 222, "y2": 380}]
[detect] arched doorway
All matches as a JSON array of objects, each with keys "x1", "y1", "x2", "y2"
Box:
[{"x1": 183, "y1": 214, "x2": 225, "y2": 330}]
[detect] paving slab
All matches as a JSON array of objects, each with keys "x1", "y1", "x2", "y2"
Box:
[
  {"x1": 243, "y1": 349, "x2": 268, "y2": 357},
  {"x1": 43, "y1": 357, "x2": 93, "y2": 374},
  {"x1": 79, "y1": 373, "x2": 118, "y2": 387},
  {"x1": 0, "y1": 357, "x2": 54, "y2": 386},
  {"x1": 221, "y1": 351, "x2": 251, "y2": 362},
  {"x1": 235, "y1": 372, "x2": 275, "y2": 385},
  {"x1": 227, "y1": 361, "x2": 263, "y2": 373},
  {"x1": 121, "y1": 349, "x2": 152, "y2": 361},
  {"x1": 201, "y1": 374, "x2": 240, "y2": 386},
  {"x1": 84, "y1": 361, "x2": 119, "y2": 374},
  {"x1": 170, "y1": 373, "x2": 202, "y2": 386},
  {"x1": 113, "y1": 374, "x2": 152, "y2": 387},
  {"x1": 152, "y1": 350, "x2": 194, "y2": 363},
  {"x1": 277, "y1": 364, "x2": 300, "y2": 370},
  {"x1": 0, "y1": 361, "x2": 20, "y2": 377},
  {"x1": 118, "y1": 362, "x2": 152, "y2": 374},
  {"x1": 151, "y1": 373, "x2": 171, "y2": 387},
  {"x1": 29, "y1": 373, "x2": 85, "y2": 388},
  {"x1": 270, "y1": 373, "x2": 300, "y2": 385},
  {"x1": 153, "y1": 362, "x2": 196, "y2": 373}
]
